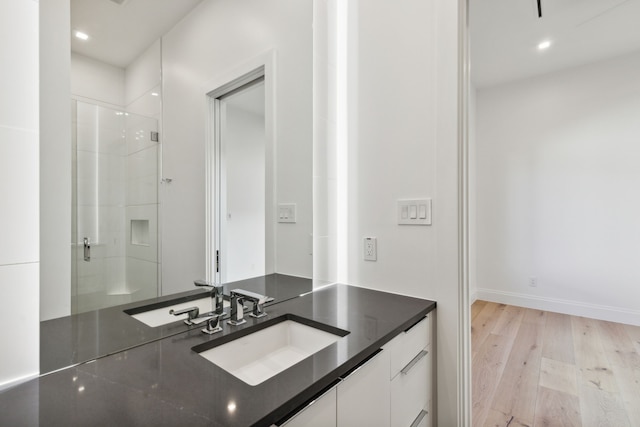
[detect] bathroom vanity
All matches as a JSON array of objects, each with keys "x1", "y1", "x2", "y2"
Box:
[{"x1": 2, "y1": 283, "x2": 435, "y2": 426}]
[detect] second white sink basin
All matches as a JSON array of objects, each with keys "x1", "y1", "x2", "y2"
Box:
[
  {"x1": 197, "y1": 318, "x2": 348, "y2": 385},
  {"x1": 128, "y1": 296, "x2": 230, "y2": 327}
]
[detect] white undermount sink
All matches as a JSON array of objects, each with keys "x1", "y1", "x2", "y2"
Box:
[
  {"x1": 197, "y1": 318, "x2": 348, "y2": 385},
  {"x1": 127, "y1": 296, "x2": 230, "y2": 327}
]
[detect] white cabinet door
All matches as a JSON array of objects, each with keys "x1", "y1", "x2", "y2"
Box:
[
  {"x1": 337, "y1": 350, "x2": 390, "y2": 427},
  {"x1": 282, "y1": 387, "x2": 337, "y2": 427},
  {"x1": 390, "y1": 347, "x2": 430, "y2": 427}
]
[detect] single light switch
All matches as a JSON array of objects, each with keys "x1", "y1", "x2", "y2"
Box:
[
  {"x1": 401, "y1": 205, "x2": 409, "y2": 219},
  {"x1": 419, "y1": 204, "x2": 427, "y2": 219},
  {"x1": 409, "y1": 205, "x2": 417, "y2": 219}
]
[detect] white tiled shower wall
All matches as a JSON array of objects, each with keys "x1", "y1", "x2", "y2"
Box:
[{"x1": 70, "y1": 41, "x2": 161, "y2": 313}]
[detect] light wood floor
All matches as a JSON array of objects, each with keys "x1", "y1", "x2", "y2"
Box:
[{"x1": 471, "y1": 300, "x2": 640, "y2": 427}]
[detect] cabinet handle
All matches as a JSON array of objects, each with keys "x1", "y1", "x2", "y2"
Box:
[
  {"x1": 339, "y1": 348, "x2": 383, "y2": 380},
  {"x1": 275, "y1": 379, "x2": 341, "y2": 426},
  {"x1": 409, "y1": 409, "x2": 428, "y2": 427},
  {"x1": 401, "y1": 350, "x2": 428, "y2": 375},
  {"x1": 403, "y1": 314, "x2": 427, "y2": 333}
]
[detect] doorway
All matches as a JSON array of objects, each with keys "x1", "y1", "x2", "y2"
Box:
[
  {"x1": 207, "y1": 67, "x2": 274, "y2": 284},
  {"x1": 215, "y1": 77, "x2": 267, "y2": 283}
]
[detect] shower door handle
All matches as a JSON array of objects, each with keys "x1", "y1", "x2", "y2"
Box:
[{"x1": 83, "y1": 237, "x2": 91, "y2": 262}]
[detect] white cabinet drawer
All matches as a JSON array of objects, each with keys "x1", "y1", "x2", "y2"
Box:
[
  {"x1": 337, "y1": 350, "x2": 390, "y2": 427},
  {"x1": 281, "y1": 387, "x2": 337, "y2": 427},
  {"x1": 390, "y1": 345, "x2": 431, "y2": 427},
  {"x1": 384, "y1": 314, "x2": 430, "y2": 379}
]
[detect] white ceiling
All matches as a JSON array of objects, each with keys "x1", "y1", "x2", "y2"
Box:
[
  {"x1": 71, "y1": 0, "x2": 203, "y2": 68},
  {"x1": 471, "y1": 0, "x2": 640, "y2": 88}
]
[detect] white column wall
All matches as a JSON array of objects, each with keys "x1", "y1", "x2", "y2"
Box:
[
  {"x1": 342, "y1": 0, "x2": 463, "y2": 424},
  {"x1": 40, "y1": 0, "x2": 71, "y2": 321},
  {"x1": 0, "y1": 0, "x2": 40, "y2": 388}
]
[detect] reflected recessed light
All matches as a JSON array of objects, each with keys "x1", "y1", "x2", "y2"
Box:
[
  {"x1": 227, "y1": 402, "x2": 236, "y2": 413},
  {"x1": 151, "y1": 92, "x2": 159, "y2": 97},
  {"x1": 75, "y1": 31, "x2": 89, "y2": 41},
  {"x1": 537, "y1": 40, "x2": 552, "y2": 50}
]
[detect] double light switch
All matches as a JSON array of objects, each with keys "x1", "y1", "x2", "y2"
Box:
[{"x1": 397, "y1": 199, "x2": 432, "y2": 225}]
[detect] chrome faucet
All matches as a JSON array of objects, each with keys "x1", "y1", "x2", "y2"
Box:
[
  {"x1": 194, "y1": 279, "x2": 225, "y2": 316},
  {"x1": 228, "y1": 289, "x2": 269, "y2": 326},
  {"x1": 169, "y1": 306, "x2": 200, "y2": 325}
]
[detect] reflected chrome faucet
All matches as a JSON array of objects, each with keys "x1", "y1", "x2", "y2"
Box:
[
  {"x1": 169, "y1": 306, "x2": 200, "y2": 325},
  {"x1": 194, "y1": 279, "x2": 225, "y2": 316}
]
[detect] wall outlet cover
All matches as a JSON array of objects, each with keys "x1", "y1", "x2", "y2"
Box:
[{"x1": 364, "y1": 237, "x2": 377, "y2": 261}]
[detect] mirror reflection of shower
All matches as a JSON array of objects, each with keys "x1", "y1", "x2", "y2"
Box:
[{"x1": 72, "y1": 100, "x2": 159, "y2": 314}]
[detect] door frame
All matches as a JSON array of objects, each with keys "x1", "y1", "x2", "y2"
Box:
[{"x1": 204, "y1": 50, "x2": 276, "y2": 283}]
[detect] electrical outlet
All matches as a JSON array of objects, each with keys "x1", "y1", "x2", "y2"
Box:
[
  {"x1": 529, "y1": 277, "x2": 537, "y2": 287},
  {"x1": 364, "y1": 237, "x2": 377, "y2": 261}
]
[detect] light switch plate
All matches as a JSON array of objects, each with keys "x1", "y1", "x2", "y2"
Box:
[
  {"x1": 278, "y1": 203, "x2": 296, "y2": 223},
  {"x1": 398, "y1": 199, "x2": 432, "y2": 225}
]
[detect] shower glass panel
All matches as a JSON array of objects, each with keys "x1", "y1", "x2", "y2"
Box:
[{"x1": 72, "y1": 100, "x2": 160, "y2": 314}]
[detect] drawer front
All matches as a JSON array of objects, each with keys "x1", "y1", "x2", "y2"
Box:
[
  {"x1": 281, "y1": 387, "x2": 337, "y2": 427},
  {"x1": 390, "y1": 346, "x2": 431, "y2": 427},
  {"x1": 337, "y1": 350, "x2": 390, "y2": 427},
  {"x1": 389, "y1": 314, "x2": 430, "y2": 379}
]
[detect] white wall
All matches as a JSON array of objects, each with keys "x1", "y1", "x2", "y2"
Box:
[
  {"x1": 341, "y1": 0, "x2": 463, "y2": 424},
  {"x1": 125, "y1": 40, "x2": 162, "y2": 119},
  {"x1": 40, "y1": 0, "x2": 71, "y2": 322},
  {"x1": 161, "y1": 0, "x2": 312, "y2": 294},
  {"x1": 71, "y1": 52, "x2": 125, "y2": 108},
  {"x1": 475, "y1": 51, "x2": 640, "y2": 326},
  {"x1": 0, "y1": 0, "x2": 40, "y2": 388}
]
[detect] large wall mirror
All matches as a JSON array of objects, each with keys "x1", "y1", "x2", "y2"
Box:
[{"x1": 40, "y1": 0, "x2": 314, "y2": 373}]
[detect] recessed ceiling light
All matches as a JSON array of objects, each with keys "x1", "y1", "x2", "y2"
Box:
[
  {"x1": 75, "y1": 31, "x2": 89, "y2": 41},
  {"x1": 151, "y1": 92, "x2": 159, "y2": 97},
  {"x1": 537, "y1": 40, "x2": 552, "y2": 50}
]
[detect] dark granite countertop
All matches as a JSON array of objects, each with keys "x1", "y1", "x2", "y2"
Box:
[
  {"x1": 5, "y1": 284, "x2": 435, "y2": 427},
  {"x1": 41, "y1": 274, "x2": 312, "y2": 374}
]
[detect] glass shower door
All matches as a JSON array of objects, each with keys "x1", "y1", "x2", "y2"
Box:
[{"x1": 72, "y1": 100, "x2": 160, "y2": 314}]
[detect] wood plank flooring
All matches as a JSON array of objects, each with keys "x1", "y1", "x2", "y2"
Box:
[{"x1": 471, "y1": 300, "x2": 640, "y2": 427}]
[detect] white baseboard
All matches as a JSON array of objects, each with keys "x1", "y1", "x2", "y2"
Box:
[
  {"x1": 470, "y1": 290, "x2": 478, "y2": 305},
  {"x1": 476, "y1": 288, "x2": 640, "y2": 327},
  {"x1": 0, "y1": 371, "x2": 39, "y2": 392}
]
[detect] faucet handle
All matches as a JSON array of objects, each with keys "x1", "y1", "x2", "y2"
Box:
[
  {"x1": 249, "y1": 301, "x2": 267, "y2": 318},
  {"x1": 169, "y1": 306, "x2": 200, "y2": 325},
  {"x1": 201, "y1": 314, "x2": 223, "y2": 335}
]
